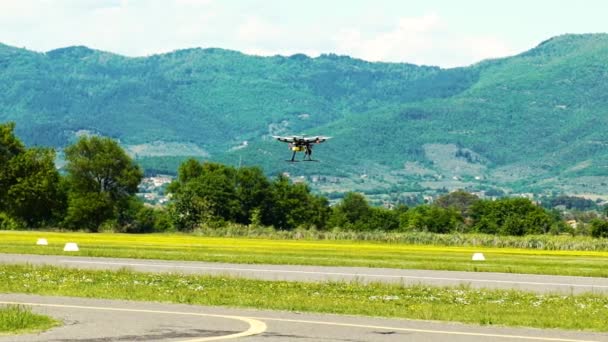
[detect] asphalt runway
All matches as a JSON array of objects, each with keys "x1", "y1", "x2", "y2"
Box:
[
  {"x1": 1, "y1": 294, "x2": 606, "y2": 342},
  {"x1": 1, "y1": 253, "x2": 608, "y2": 294}
]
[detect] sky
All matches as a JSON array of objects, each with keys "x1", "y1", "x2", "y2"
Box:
[{"x1": 1, "y1": 0, "x2": 607, "y2": 67}]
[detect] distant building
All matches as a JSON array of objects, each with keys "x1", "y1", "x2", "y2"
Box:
[{"x1": 293, "y1": 176, "x2": 306, "y2": 184}]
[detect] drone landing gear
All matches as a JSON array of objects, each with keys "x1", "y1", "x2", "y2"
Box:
[
  {"x1": 288, "y1": 151, "x2": 297, "y2": 162},
  {"x1": 303, "y1": 147, "x2": 316, "y2": 162},
  {"x1": 284, "y1": 147, "x2": 320, "y2": 162}
]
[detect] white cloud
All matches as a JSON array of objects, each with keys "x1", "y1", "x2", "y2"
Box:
[
  {"x1": 0, "y1": 0, "x2": 220, "y2": 55},
  {"x1": 330, "y1": 13, "x2": 443, "y2": 64},
  {"x1": 396, "y1": 13, "x2": 443, "y2": 33},
  {"x1": 329, "y1": 13, "x2": 514, "y2": 67},
  {"x1": 236, "y1": 16, "x2": 282, "y2": 43},
  {"x1": 0, "y1": 2, "x2": 516, "y2": 67},
  {"x1": 175, "y1": 0, "x2": 213, "y2": 6},
  {"x1": 462, "y1": 36, "x2": 514, "y2": 62}
]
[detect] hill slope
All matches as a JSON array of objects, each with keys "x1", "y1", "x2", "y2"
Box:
[{"x1": 1, "y1": 34, "x2": 608, "y2": 199}]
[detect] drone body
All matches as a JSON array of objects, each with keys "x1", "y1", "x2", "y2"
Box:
[{"x1": 273, "y1": 135, "x2": 331, "y2": 162}]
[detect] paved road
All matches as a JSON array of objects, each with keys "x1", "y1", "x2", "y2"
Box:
[
  {"x1": 1, "y1": 294, "x2": 606, "y2": 342},
  {"x1": 1, "y1": 253, "x2": 607, "y2": 294}
]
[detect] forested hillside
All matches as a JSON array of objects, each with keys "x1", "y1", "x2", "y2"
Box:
[{"x1": 2, "y1": 34, "x2": 608, "y2": 198}]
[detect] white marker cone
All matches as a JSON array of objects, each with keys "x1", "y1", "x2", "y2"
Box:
[
  {"x1": 63, "y1": 242, "x2": 79, "y2": 252},
  {"x1": 472, "y1": 252, "x2": 485, "y2": 261},
  {"x1": 36, "y1": 238, "x2": 48, "y2": 246}
]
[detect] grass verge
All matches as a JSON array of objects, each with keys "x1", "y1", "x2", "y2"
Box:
[
  {"x1": 0, "y1": 305, "x2": 59, "y2": 335},
  {"x1": 1, "y1": 231, "x2": 608, "y2": 277},
  {"x1": 1, "y1": 264, "x2": 607, "y2": 331}
]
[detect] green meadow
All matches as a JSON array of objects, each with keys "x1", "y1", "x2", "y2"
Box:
[
  {"x1": 1, "y1": 231, "x2": 607, "y2": 277},
  {"x1": 1, "y1": 264, "x2": 607, "y2": 331},
  {"x1": 0, "y1": 305, "x2": 59, "y2": 335}
]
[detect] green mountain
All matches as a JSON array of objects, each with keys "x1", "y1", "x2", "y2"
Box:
[{"x1": 2, "y1": 34, "x2": 608, "y2": 199}]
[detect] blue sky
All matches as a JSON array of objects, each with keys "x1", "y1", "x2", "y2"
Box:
[{"x1": 1, "y1": 0, "x2": 607, "y2": 67}]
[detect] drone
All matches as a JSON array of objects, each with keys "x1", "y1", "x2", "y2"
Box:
[{"x1": 273, "y1": 135, "x2": 331, "y2": 162}]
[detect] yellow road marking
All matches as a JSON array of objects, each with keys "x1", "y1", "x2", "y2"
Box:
[
  {"x1": 0, "y1": 301, "x2": 266, "y2": 342},
  {"x1": 0, "y1": 300, "x2": 601, "y2": 341}
]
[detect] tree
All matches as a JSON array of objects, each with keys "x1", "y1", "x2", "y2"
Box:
[
  {"x1": 400, "y1": 205, "x2": 462, "y2": 233},
  {"x1": 469, "y1": 198, "x2": 554, "y2": 236},
  {"x1": 167, "y1": 183, "x2": 214, "y2": 230},
  {"x1": 269, "y1": 175, "x2": 330, "y2": 230},
  {"x1": 434, "y1": 190, "x2": 479, "y2": 217},
  {"x1": 327, "y1": 192, "x2": 401, "y2": 231},
  {"x1": 541, "y1": 195, "x2": 597, "y2": 211},
  {"x1": 117, "y1": 197, "x2": 165, "y2": 233},
  {"x1": 0, "y1": 122, "x2": 65, "y2": 227},
  {"x1": 168, "y1": 161, "x2": 264, "y2": 229},
  {"x1": 330, "y1": 192, "x2": 370, "y2": 229},
  {"x1": 234, "y1": 167, "x2": 272, "y2": 225},
  {"x1": 5, "y1": 148, "x2": 66, "y2": 226},
  {"x1": 360, "y1": 207, "x2": 399, "y2": 231},
  {"x1": 590, "y1": 219, "x2": 608, "y2": 238},
  {"x1": 176, "y1": 158, "x2": 204, "y2": 183},
  {"x1": 167, "y1": 162, "x2": 329, "y2": 230},
  {"x1": 63, "y1": 192, "x2": 114, "y2": 230},
  {"x1": 0, "y1": 122, "x2": 24, "y2": 162},
  {"x1": 64, "y1": 136, "x2": 143, "y2": 230},
  {"x1": 499, "y1": 215, "x2": 526, "y2": 236},
  {"x1": 191, "y1": 163, "x2": 240, "y2": 222},
  {"x1": 65, "y1": 136, "x2": 142, "y2": 200},
  {"x1": 0, "y1": 122, "x2": 26, "y2": 211}
]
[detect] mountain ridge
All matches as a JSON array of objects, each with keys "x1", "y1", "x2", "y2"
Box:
[{"x1": 1, "y1": 33, "x2": 608, "y2": 199}]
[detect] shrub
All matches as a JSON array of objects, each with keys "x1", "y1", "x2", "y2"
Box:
[
  {"x1": 0, "y1": 212, "x2": 22, "y2": 230},
  {"x1": 590, "y1": 219, "x2": 608, "y2": 238}
]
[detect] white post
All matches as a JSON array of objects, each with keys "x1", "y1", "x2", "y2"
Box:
[
  {"x1": 63, "y1": 242, "x2": 79, "y2": 252},
  {"x1": 472, "y1": 252, "x2": 485, "y2": 261}
]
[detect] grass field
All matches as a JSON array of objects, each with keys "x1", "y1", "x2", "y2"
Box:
[
  {"x1": 193, "y1": 225, "x2": 608, "y2": 251},
  {"x1": 0, "y1": 305, "x2": 59, "y2": 335},
  {"x1": 1, "y1": 231, "x2": 608, "y2": 277},
  {"x1": 1, "y1": 264, "x2": 607, "y2": 331}
]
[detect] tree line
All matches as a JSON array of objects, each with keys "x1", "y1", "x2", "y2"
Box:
[
  {"x1": 2, "y1": 121, "x2": 607, "y2": 238},
  {"x1": 1, "y1": 122, "x2": 147, "y2": 232}
]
